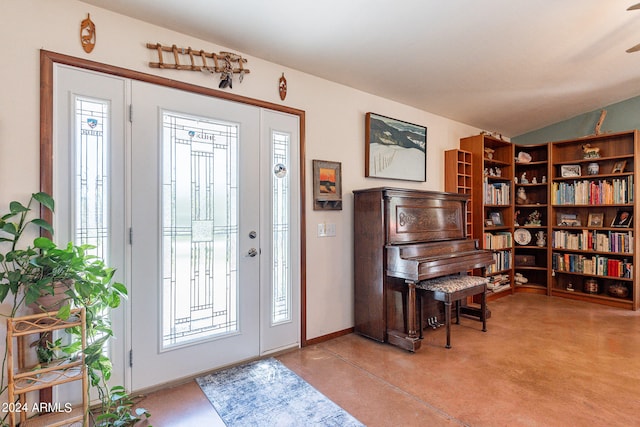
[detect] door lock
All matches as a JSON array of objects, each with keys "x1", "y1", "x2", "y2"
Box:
[{"x1": 247, "y1": 248, "x2": 258, "y2": 257}]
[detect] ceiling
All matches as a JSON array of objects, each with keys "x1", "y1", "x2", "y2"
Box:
[{"x1": 81, "y1": 0, "x2": 640, "y2": 137}]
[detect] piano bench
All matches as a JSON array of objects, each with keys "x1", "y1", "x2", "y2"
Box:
[{"x1": 416, "y1": 274, "x2": 489, "y2": 349}]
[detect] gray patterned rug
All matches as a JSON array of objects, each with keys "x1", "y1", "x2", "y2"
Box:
[{"x1": 196, "y1": 358, "x2": 364, "y2": 427}]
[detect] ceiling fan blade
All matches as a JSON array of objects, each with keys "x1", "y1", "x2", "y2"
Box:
[
  {"x1": 626, "y1": 42, "x2": 640, "y2": 53},
  {"x1": 628, "y1": 3, "x2": 640, "y2": 10}
]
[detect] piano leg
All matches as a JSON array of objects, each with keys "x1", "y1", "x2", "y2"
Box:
[
  {"x1": 482, "y1": 286, "x2": 487, "y2": 332},
  {"x1": 386, "y1": 280, "x2": 422, "y2": 352},
  {"x1": 407, "y1": 281, "x2": 417, "y2": 338}
]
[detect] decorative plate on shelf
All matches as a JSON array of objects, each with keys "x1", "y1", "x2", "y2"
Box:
[{"x1": 514, "y1": 228, "x2": 532, "y2": 246}]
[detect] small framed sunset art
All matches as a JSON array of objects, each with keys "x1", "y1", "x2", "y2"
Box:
[{"x1": 313, "y1": 160, "x2": 342, "y2": 210}]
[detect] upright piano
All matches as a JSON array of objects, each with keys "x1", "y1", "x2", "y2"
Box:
[{"x1": 353, "y1": 187, "x2": 493, "y2": 351}]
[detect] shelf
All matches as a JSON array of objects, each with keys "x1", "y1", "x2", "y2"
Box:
[
  {"x1": 553, "y1": 270, "x2": 633, "y2": 282},
  {"x1": 551, "y1": 247, "x2": 633, "y2": 256},
  {"x1": 461, "y1": 134, "x2": 514, "y2": 296},
  {"x1": 6, "y1": 309, "x2": 88, "y2": 427},
  {"x1": 551, "y1": 289, "x2": 633, "y2": 309},
  {"x1": 515, "y1": 266, "x2": 547, "y2": 272},
  {"x1": 513, "y1": 142, "x2": 550, "y2": 298}
]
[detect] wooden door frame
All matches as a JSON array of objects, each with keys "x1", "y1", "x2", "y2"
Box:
[{"x1": 39, "y1": 50, "x2": 308, "y2": 345}]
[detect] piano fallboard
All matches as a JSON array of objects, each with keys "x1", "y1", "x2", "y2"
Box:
[{"x1": 386, "y1": 239, "x2": 494, "y2": 282}]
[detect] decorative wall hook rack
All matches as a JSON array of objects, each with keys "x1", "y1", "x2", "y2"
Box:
[{"x1": 146, "y1": 43, "x2": 250, "y2": 88}]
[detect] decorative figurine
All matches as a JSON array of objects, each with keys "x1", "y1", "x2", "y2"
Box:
[
  {"x1": 542, "y1": 176, "x2": 547, "y2": 184},
  {"x1": 516, "y1": 151, "x2": 532, "y2": 163},
  {"x1": 516, "y1": 187, "x2": 528, "y2": 205},
  {"x1": 520, "y1": 172, "x2": 528, "y2": 184},
  {"x1": 535, "y1": 230, "x2": 546, "y2": 247},
  {"x1": 582, "y1": 143, "x2": 601, "y2": 158},
  {"x1": 531, "y1": 176, "x2": 537, "y2": 184},
  {"x1": 526, "y1": 210, "x2": 542, "y2": 226},
  {"x1": 484, "y1": 147, "x2": 495, "y2": 160}
]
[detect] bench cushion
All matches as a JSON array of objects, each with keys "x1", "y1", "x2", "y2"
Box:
[{"x1": 416, "y1": 274, "x2": 488, "y2": 293}]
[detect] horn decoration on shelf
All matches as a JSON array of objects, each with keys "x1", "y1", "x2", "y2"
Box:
[{"x1": 146, "y1": 43, "x2": 250, "y2": 88}]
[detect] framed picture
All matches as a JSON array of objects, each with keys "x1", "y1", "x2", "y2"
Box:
[
  {"x1": 557, "y1": 213, "x2": 581, "y2": 227},
  {"x1": 365, "y1": 112, "x2": 427, "y2": 181},
  {"x1": 587, "y1": 213, "x2": 604, "y2": 228},
  {"x1": 611, "y1": 160, "x2": 627, "y2": 174},
  {"x1": 489, "y1": 211, "x2": 503, "y2": 226},
  {"x1": 611, "y1": 210, "x2": 633, "y2": 228},
  {"x1": 313, "y1": 160, "x2": 342, "y2": 210},
  {"x1": 560, "y1": 164, "x2": 581, "y2": 177}
]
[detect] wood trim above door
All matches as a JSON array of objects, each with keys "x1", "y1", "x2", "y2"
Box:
[{"x1": 39, "y1": 49, "x2": 309, "y2": 346}]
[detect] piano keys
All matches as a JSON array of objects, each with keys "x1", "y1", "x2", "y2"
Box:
[{"x1": 353, "y1": 187, "x2": 494, "y2": 351}]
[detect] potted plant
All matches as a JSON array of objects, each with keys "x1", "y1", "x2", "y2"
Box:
[{"x1": 0, "y1": 193, "x2": 150, "y2": 426}]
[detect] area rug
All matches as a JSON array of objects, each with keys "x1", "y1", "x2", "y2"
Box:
[{"x1": 196, "y1": 358, "x2": 364, "y2": 426}]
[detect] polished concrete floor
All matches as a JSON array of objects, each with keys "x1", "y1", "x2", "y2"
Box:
[{"x1": 137, "y1": 293, "x2": 640, "y2": 426}]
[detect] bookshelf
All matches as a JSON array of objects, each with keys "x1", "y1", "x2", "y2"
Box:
[
  {"x1": 460, "y1": 134, "x2": 514, "y2": 298},
  {"x1": 549, "y1": 130, "x2": 639, "y2": 310},
  {"x1": 513, "y1": 143, "x2": 549, "y2": 294}
]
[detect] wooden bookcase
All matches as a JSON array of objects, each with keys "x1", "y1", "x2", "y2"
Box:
[
  {"x1": 444, "y1": 149, "x2": 473, "y2": 237},
  {"x1": 513, "y1": 143, "x2": 550, "y2": 294},
  {"x1": 549, "y1": 130, "x2": 639, "y2": 310},
  {"x1": 460, "y1": 134, "x2": 515, "y2": 298}
]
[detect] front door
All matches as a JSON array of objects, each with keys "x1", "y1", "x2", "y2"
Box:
[
  {"x1": 130, "y1": 81, "x2": 262, "y2": 390},
  {"x1": 52, "y1": 64, "x2": 301, "y2": 394}
]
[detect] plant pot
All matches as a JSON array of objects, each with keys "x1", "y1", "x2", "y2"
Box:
[{"x1": 29, "y1": 279, "x2": 74, "y2": 312}]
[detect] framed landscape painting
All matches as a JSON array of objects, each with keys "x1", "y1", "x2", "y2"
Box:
[
  {"x1": 313, "y1": 159, "x2": 342, "y2": 210},
  {"x1": 365, "y1": 112, "x2": 427, "y2": 181}
]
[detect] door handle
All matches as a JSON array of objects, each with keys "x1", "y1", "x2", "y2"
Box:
[{"x1": 247, "y1": 248, "x2": 258, "y2": 257}]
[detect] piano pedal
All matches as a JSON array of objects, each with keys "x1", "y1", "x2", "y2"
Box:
[{"x1": 427, "y1": 317, "x2": 443, "y2": 329}]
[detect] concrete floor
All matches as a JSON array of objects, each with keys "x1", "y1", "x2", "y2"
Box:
[{"x1": 137, "y1": 293, "x2": 640, "y2": 426}]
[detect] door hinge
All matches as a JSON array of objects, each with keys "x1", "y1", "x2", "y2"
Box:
[
  {"x1": 129, "y1": 104, "x2": 133, "y2": 123},
  {"x1": 129, "y1": 349, "x2": 133, "y2": 367},
  {"x1": 129, "y1": 227, "x2": 133, "y2": 245}
]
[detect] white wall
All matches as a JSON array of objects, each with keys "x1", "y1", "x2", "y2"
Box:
[{"x1": 0, "y1": 0, "x2": 481, "y2": 342}]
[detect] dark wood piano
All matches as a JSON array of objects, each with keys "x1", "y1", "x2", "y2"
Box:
[{"x1": 353, "y1": 187, "x2": 494, "y2": 351}]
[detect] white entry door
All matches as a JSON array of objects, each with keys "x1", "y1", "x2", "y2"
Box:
[
  {"x1": 53, "y1": 65, "x2": 301, "y2": 394},
  {"x1": 130, "y1": 81, "x2": 262, "y2": 390}
]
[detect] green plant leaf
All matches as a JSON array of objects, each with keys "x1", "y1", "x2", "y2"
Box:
[
  {"x1": 30, "y1": 218, "x2": 54, "y2": 236},
  {"x1": 34, "y1": 236, "x2": 56, "y2": 249},
  {"x1": 56, "y1": 304, "x2": 71, "y2": 320},
  {"x1": 112, "y1": 282, "x2": 128, "y2": 297},
  {"x1": 9, "y1": 201, "x2": 29, "y2": 214},
  {"x1": 0, "y1": 286, "x2": 10, "y2": 303},
  {"x1": 1, "y1": 222, "x2": 17, "y2": 236},
  {"x1": 24, "y1": 286, "x2": 42, "y2": 305},
  {"x1": 32, "y1": 192, "x2": 55, "y2": 212}
]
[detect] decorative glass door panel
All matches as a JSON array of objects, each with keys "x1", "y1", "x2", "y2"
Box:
[{"x1": 161, "y1": 111, "x2": 239, "y2": 349}]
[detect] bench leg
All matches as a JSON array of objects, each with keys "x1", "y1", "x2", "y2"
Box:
[
  {"x1": 444, "y1": 300, "x2": 452, "y2": 349},
  {"x1": 418, "y1": 291, "x2": 423, "y2": 339}
]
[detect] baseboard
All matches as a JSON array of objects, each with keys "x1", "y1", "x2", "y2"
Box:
[{"x1": 303, "y1": 327, "x2": 354, "y2": 346}]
